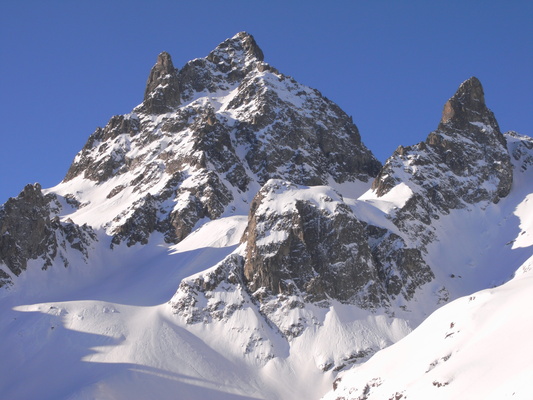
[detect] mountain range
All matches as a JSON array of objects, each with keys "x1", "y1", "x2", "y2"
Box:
[{"x1": 1, "y1": 32, "x2": 531, "y2": 400}]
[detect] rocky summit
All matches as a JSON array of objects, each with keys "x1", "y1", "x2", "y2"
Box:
[
  {"x1": 58, "y1": 32, "x2": 380, "y2": 249},
  {"x1": 0, "y1": 32, "x2": 531, "y2": 400}
]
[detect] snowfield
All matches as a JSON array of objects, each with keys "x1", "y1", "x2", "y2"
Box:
[{"x1": 0, "y1": 187, "x2": 414, "y2": 399}]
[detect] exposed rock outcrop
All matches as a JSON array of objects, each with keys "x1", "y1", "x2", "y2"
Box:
[
  {"x1": 240, "y1": 180, "x2": 433, "y2": 307},
  {"x1": 142, "y1": 51, "x2": 180, "y2": 114},
  {"x1": 170, "y1": 254, "x2": 248, "y2": 325},
  {"x1": 0, "y1": 184, "x2": 96, "y2": 287},
  {"x1": 64, "y1": 114, "x2": 140, "y2": 182},
  {"x1": 241, "y1": 181, "x2": 385, "y2": 307}
]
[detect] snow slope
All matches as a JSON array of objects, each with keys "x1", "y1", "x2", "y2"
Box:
[
  {"x1": 0, "y1": 216, "x2": 264, "y2": 400},
  {"x1": 323, "y1": 256, "x2": 533, "y2": 400},
  {"x1": 1, "y1": 160, "x2": 531, "y2": 399},
  {"x1": 0, "y1": 187, "x2": 416, "y2": 400},
  {"x1": 322, "y1": 133, "x2": 533, "y2": 400}
]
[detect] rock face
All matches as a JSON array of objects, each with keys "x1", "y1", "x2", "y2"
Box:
[
  {"x1": 171, "y1": 180, "x2": 434, "y2": 339},
  {"x1": 366, "y1": 225, "x2": 432, "y2": 300},
  {"x1": 63, "y1": 114, "x2": 141, "y2": 182},
  {"x1": 372, "y1": 77, "x2": 514, "y2": 245},
  {"x1": 241, "y1": 180, "x2": 435, "y2": 306},
  {"x1": 170, "y1": 254, "x2": 249, "y2": 325},
  {"x1": 59, "y1": 32, "x2": 381, "y2": 247},
  {"x1": 0, "y1": 184, "x2": 95, "y2": 287},
  {"x1": 241, "y1": 181, "x2": 385, "y2": 307}
]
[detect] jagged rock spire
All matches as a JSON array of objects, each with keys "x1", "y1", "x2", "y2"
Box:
[
  {"x1": 142, "y1": 51, "x2": 180, "y2": 114},
  {"x1": 236, "y1": 31, "x2": 264, "y2": 61},
  {"x1": 441, "y1": 76, "x2": 485, "y2": 124},
  {"x1": 174, "y1": 32, "x2": 267, "y2": 102},
  {"x1": 438, "y1": 77, "x2": 502, "y2": 140},
  {"x1": 372, "y1": 76, "x2": 514, "y2": 232}
]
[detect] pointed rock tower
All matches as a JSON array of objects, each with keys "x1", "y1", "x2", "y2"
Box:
[
  {"x1": 142, "y1": 51, "x2": 180, "y2": 114},
  {"x1": 372, "y1": 77, "x2": 513, "y2": 243}
]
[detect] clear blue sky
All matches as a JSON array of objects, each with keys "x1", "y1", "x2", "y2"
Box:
[{"x1": 1, "y1": 1, "x2": 531, "y2": 204}]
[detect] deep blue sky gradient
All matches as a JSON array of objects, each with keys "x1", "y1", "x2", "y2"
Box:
[{"x1": 1, "y1": 1, "x2": 531, "y2": 204}]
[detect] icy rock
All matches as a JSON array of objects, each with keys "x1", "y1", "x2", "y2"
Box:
[
  {"x1": 366, "y1": 225, "x2": 433, "y2": 300},
  {"x1": 170, "y1": 254, "x2": 247, "y2": 324},
  {"x1": 507, "y1": 131, "x2": 533, "y2": 172},
  {"x1": 64, "y1": 114, "x2": 140, "y2": 182}
]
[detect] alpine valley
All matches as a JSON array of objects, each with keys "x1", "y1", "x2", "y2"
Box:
[{"x1": 1, "y1": 32, "x2": 532, "y2": 400}]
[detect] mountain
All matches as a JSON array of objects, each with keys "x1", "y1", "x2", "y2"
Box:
[{"x1": 0, "y1": 32, "x2": 531, "y2": 400}]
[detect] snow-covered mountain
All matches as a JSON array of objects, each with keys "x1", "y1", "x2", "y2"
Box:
[{"x1": 0, "y1": 32, "x2": 531, "y2": 400}]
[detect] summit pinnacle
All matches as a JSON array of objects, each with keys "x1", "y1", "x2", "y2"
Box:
[
  {"x1": 233, "y1": 31, "x2": 265, "y2": 61},
  {"x1": 442, "y1": 76, "x2": 485, "y2": 120},
  {"x1": 372, "y1": 76, "x2": 514, "y2": 245},
  {"x1": 207, "y1": 32, "x2": 264, "y2": 65},
  {"x1": 438, "y1": 76, "x2": 501, "y2": 138},
  {"x1": 142, "y1": 51, "x2": 180, "y2": 114}
]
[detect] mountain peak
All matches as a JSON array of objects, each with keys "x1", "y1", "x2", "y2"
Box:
[
  {"x1": 232, "y1": 31, "x2": 264, "y2": 61},
  {"x1": 439, "y1": 76, "x2": 500, "y2": 134},
  {"x1": 142, "y1": 51, "x2": 180, "y2": 114},
  {"x1": 155, "y1": 51, "x2": 174, "y2": 70},
  {"x1": 373, "y1": 76, "x2": 513, "y2": 220},
  {"x1": 454, "y1": 76, "x2": 485, "y2": 104},
  {"x1": 207, "y1": 31, "x2": 264, "y2": 66},
  {"x1": 440, "y1": 77, "x2": 484, "y2": 123}
]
